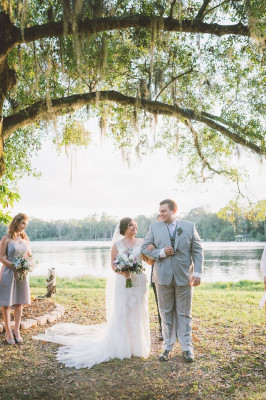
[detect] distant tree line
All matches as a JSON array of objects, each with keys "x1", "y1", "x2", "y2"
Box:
[
  {"x1": 184, "y1": 207, "x2": 265, "y2": 242},
  {"x1": 0, "y1": 204, "x2": 265, "y2": 242}
]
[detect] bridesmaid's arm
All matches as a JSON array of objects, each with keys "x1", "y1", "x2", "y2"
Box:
[
  {"x1": 0, "y1": 236, "x2": 16, "y2": 271},
  {"x1": 25, "y1": 235, "x2": 32, "y2": 256}
]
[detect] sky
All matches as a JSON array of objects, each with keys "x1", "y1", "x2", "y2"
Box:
[{"x1": 10, "y1": 118, "x2": 266, "y2": 221}]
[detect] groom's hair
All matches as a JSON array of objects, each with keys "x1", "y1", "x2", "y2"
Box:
[
  {"x1": 119, "y1": 217, "x2": 133, "y2": 235},
  {"x1": 160, "y1": 199, "x2": 177, "y2": 212}
]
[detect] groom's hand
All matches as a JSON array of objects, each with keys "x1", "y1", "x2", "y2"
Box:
[
  {"x1": 190, "y1": 276, "x2": 201, "y2": 286},
  {"x1": 164, "y1": 246, "x2": 175, "y2": 256}
]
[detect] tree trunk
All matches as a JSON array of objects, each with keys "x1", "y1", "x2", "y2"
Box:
[
  {"x1": 0, "y1": 117, "x2": 5, "y2": 177},
  {"x1": 0, "y1": 12, "x2": 19, "y2": 177}
]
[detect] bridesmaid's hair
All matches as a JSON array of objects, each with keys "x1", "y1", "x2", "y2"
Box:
[
  {"x1": 159, "y1": 199, "x2": 177, "y2": 212},
  {"x1": 119, "y1": 217, "x2": 132, "y2": 235},
  {"x1": 8, "y1": 213, "x2": 29, "y2": 239}
]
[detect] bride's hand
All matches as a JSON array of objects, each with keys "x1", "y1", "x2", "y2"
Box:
[
  {"x1": 147, "y1": 244, "x2": 156, "y2": 251},
  {"x1": 122, "y1": 271, "x2": 131, "y2": 278}
]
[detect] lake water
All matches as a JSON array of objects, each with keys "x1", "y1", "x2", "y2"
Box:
[{"x1": 30, "y1": 241, "x2": 265, "y2": 282}]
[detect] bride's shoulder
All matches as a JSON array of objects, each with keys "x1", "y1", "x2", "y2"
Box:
[
  {"x1": 114, "y1": 239, "x2": 123, "y2": 248},
  {"x1": 136, "y1": 238, "x2": 144, "y2": 245}
]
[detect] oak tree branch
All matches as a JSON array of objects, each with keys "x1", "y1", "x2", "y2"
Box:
[{"x1": 2, "y1": 91, "x2": 263, "y2": 156}]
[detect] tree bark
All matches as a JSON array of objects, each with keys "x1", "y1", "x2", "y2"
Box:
[
  {"x1": 21, "y1": 15, "x2": 250, "y2": 45},
  {"x1": 0, "y1": 11, "x2": 259, "y2": 180},
  {"x1": 0, "y1": 116, "x2": 5, "y2": 177},
  {"x1": 195, "y1": 0, "x2": 212, "y2": 21},
  {"x1": 0, "y1": 11, "x2": 250, "y2": 61},
  {"x1": 2, "y1": 90, "x2": 264, "y2": 156},
  {"x1": 0, "y1": 12, "x2": 20, "y2": 61},
  {"x1": 0, "y1": 13, "x2": 19, "y2": 176}
]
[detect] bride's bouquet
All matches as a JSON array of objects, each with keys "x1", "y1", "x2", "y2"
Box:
[
  {"x1": 14, "y1": 252, "x2": 38, "y2": 280},
  {"x1": 113, "y1": 249, "x2": 144, "y2": 288}
]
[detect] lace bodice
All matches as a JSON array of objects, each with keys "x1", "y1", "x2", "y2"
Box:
[{"x1": 115, "y1": 239, "x2": 143, "y2": 261}]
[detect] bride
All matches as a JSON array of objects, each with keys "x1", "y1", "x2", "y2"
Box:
[{"x1": 33, "y1": 217, "x2": 150, "y2": 369}]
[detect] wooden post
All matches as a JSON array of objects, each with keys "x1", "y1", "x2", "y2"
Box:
[{"x1": 46, "y1": 268, "x2": 56, "y2": 297}]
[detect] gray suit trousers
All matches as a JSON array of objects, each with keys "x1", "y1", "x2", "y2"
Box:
[{"x1": 156, "y1": 279, "x2": 193, "y2": 352}]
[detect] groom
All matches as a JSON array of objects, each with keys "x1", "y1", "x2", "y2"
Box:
[{"x1": 142, "y1": 199, "x2": 203, "y2": 362}]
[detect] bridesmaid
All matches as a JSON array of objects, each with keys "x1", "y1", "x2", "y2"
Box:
[{"x1": 0, "y1": 213, "x2": 31, "y2": 345}]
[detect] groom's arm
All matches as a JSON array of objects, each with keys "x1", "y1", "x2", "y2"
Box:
[
  {"x1": 141, "y1": 225, "x2": 162, "y2": 261},
  {"x1": 191, "y1": 224, "x2": 204, "y2": 283}
]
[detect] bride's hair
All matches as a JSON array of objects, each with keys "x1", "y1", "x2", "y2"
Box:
[
  {"x1": 119, "y1": 217, "x2": 132, "y2": 235},
  {"x1": 8, "y1": 213, "x2": 29, "y2": 239}
]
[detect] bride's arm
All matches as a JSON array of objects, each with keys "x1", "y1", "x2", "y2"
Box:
[
  {"x1": 141, "y1": 243, "x2": 156, "y2": 266},
  {"x1": 111, "y1": 244, "x2": 118, "y2": 273},
  {"x1": 111, "y1": 244, "x2": 130, "y2": 278},
  {"x1": 137, "y1": 238, "x2": 154, "y2": 265},
  {"x1": 141, "y1": 225, "x2": 162, "y2": 260}
]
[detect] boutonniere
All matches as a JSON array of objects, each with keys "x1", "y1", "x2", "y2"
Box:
[{"x1": 177, "y1": 227, "x2": 183, "y2": 235}]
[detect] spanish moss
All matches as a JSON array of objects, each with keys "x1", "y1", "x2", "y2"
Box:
[
  {"x1": 62, "y1": 0, "x2": 71, "y2": 35},
  {"x1": 19, "y1": 0, "x2": 29, "y2": 41},
  {"x1": 100, "y1": 106, "x2": 108, "y2": 137},
  {"x1": 33, "y1": 42, "x2": 39, "y2": 94},
  {"x1": 174, "y1": 125, "x2": 180, "y2": 153}
]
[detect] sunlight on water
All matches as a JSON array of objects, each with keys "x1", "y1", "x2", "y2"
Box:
[{"x1": 30, "y1": 241, "x2": 265, "y2": 282}]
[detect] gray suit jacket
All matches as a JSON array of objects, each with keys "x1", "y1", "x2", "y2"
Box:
[{"x1": 141, "y1": 219, "x2": 203, "y2": 286}]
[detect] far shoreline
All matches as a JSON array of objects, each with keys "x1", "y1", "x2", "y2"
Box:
[{"x1": 29, "y1": 238, "x2": 266, "y2": 243}]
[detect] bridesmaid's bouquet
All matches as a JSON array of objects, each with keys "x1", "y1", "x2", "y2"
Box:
[
  {"x1": 113, "y1": 249, "x2": 144, "y2": 288},
  {"x1": 14, "y1": 252, "x2": 38, "y2": 280}
]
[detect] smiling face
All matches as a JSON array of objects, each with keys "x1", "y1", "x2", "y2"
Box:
[
  {"x1": 159, "y1": 203, "x2": 176, "y2": 224},
  {"x1": 125, "y1": 220, "x2": 138, "y2": 236},
  {"x1": 16, "y1": 218, "x2": 29, "y2": 233}
]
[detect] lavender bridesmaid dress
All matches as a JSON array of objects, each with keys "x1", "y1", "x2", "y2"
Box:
[{"x1": 0, "y1": 240, "x2": 31, "y2": 306}]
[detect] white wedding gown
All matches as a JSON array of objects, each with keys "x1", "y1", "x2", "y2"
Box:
[{"x1": 33, "y1": 239, "x2": 150, "y2": 369}]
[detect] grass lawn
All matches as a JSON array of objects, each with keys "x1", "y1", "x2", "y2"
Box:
[{"x1": 0, "y1": 278, "x2": 265, "y2": 400}]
